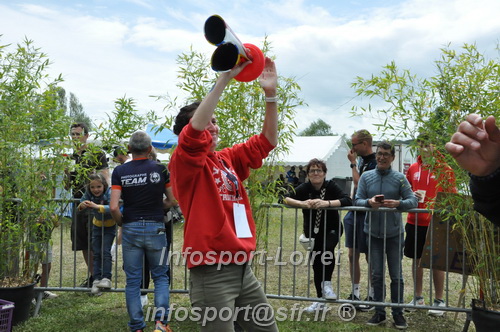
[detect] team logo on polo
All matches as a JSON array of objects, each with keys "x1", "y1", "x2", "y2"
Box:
[{"x1": 150, "y1": 171, "x2": 161, "y2": 184}]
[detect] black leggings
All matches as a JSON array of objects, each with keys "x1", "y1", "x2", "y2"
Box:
[{"x1": 312, "y1": 229, "x2": 341, "y2": 298}]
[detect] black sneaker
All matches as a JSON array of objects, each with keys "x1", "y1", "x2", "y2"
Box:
[
  {"x1": 367, "y1": 313, "x2": 386, "y2": 326},
  {"x1": 359, "y1": 296, "x2": 375, "y2": 312},
  {"x1": 393, "y1": 313, "x2": 408, "y2": 330},
  {"x1": 347, "y1": 293, "x2": 361, "y2": 308},
  {"x1": 79, "y1": 276, "x2": 94, "y2": 288}
]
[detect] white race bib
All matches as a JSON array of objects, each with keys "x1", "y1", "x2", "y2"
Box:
[{"x1": 233, "y1": 203, "x2": 252, "y2": 238}]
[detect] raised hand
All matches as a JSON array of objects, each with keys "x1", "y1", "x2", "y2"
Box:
[
  {"x1": 259, "y1": 57, "x2": 278, "y2": 95},
  {"x1": 445, "y1": 114, "x2": 500, "y2": 176}
]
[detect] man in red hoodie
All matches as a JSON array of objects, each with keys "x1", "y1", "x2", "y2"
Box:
[
  {"x1": 169, "y1": 57, "x2": 278, "y2": 331},
  {"x1": 404, "y1": 134, "x2": 457, "y2": 317}
]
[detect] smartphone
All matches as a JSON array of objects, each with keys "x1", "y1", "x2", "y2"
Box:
[{"x1": 374, "y1": 194, "x2": 385, "y2": 203}]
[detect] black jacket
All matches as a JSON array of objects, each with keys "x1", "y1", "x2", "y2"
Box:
[
  {"x1": 288, "y1": 179, "x2": 352, "y2": 237},
  {"x1": 470, "y1": 167, "x2": 500, "y2": 227}
]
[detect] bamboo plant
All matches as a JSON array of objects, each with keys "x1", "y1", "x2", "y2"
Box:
[
  {"x1": 0, "y1": 38, "x2": 70, "y2": 287},
  {"x1": 351, "y1": 43, "x2": 500, "y2": 310}
]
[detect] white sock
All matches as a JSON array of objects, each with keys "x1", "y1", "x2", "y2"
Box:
[
  {"x1": 353, "y1": 284, "x2": 360, "y2": 297},
  {"x1": 369, "y1": 287, "x2": 375, "y2": 298}
]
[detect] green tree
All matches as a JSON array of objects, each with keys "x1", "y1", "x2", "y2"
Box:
[
  {"x1": 52, "y1": 87, "x2": 92, "y2": 131},
  {"x1": 94, "y1": 96, "x2": 158, "y2": 153},
  {"x1": 351, "y1": 43, "x2": 500, "y2": 310},
  {"x1": 56, "y1": 87, "x2": 67, "y2": 114},
  {"x1": 69, "y1": 92, "x2": 92, "y2": 129},
  {"x1": 300, "y1": 119, "x2": 334, "y2": 136},
  {"x1": 1, "y1": 37, "x2": 70, "y2": 285}
]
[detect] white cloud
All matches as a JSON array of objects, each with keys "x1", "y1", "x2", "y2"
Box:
[
  {"x1": 1, "y1": 0, "x2": 499, "y2": 136},
  {"x1": 264, "y1": 0, "x2": 500, "y2": 133},
  {"x1": 125, "y1": 0, "x2": 154, "y2": 10}
]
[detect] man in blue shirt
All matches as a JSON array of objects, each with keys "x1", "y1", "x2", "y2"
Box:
[{"x1": 110, "y1": 130, "x2": 175, "y2": 332}]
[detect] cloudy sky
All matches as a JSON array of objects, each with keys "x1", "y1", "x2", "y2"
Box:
[{"x1": 1, "y1": 0, "x2": 499, "y2": 137}]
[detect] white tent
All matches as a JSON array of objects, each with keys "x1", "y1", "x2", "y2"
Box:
[{"x1": 279, "y1": 135, "x2": 351, "y2": 179}]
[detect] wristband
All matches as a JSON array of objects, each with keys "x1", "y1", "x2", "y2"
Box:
[
  {"x1": 350, "y1": 163, "x2": 357, "y2": 169},
  {"x1": 265, "y1": 96, "x2": 278, "y2": 103}
]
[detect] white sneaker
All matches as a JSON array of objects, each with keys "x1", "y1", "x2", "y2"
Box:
[
  {"x1": 111, "y1": 243, "x2": 116, "y2": 262},
  {"x1": 43, "y1": 291, "x2": 58, "y2": 299},
  {"x1": 428, "y1": 299, "x2": 446, "y2": 317},
  {"x1": 321, "y1": 281, "x2": 337, "y2": 300},
  {"x1": 91, "y1": 279, "x2": 101, "y2": 295},
  {"x1": 305, "y1": 302, "x2": 326, "y2": 313},
  {"x1": 405, "y1": 297, "x2": 425, "y2": 312},
  {"x1": 141, "y1": 294, "x2": 149, "y2": 308},
  {"x1": 96, "y1": 278, "x2": 111, "y2": 289}
]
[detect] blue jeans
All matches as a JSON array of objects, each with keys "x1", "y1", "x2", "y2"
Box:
[
  {"x1": 368, "y1": 233, "x2": 405, "y2": 316},
  {"x1": 92, "y1": 224, "x2": 116, "y2": 280},
  {"x1": 122, "y1": 221, "x2": 170, "y2": 331}
]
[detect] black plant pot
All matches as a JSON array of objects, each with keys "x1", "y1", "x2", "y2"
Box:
[
  {"x1": 471, "y1": 299, "x2": 500, "y2": 332},
  {"x1": 0, "y1": 281, "x2": 36, "y2": 327}
]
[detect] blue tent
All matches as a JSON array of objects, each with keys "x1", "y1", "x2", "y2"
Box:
[{"x1": 146, "y1": 124, "x2": 178, "y2": 150}]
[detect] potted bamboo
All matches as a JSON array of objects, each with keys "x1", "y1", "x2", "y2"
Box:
[{"x1": 0, "y1": 38, "x2": 70, "y2": 326}]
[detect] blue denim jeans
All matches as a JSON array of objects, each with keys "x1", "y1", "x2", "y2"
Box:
[
  {"x1": 122, "y1": 221, "x2": 170, "y2": 331},
  {"x1": 368, "y1": 232, "x2": 405, "y2": 316},
  {"x1": 92, "y1": 224, "x2": 116, "y2": 280}
]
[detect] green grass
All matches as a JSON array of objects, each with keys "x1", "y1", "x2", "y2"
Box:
[
  {"x1": 13, "y1": 208, "x2": 475, "y2": 331},
  {"x1": 15, "y1": 293, "x2": 470, "y2": 331}
]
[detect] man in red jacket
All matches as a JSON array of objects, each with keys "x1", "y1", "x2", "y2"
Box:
[
  {"x1": 404, "y1": 134, "x2": 457, "y2": 316},
  {"x1": 169, "y1": 57, "x2": 279, "y2": 331}
]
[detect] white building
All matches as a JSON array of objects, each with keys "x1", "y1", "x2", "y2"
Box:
[{"x1": 278, "y1": 135, "x2": 352, "y2": 179}]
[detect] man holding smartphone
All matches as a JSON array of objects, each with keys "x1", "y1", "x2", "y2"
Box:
[{"x1": 355, "y1": 141, "x2": 418, "y2": 330}]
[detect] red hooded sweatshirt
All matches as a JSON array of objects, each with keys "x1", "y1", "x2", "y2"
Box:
[
  {"x1": 406, "y1": 153, "x2": 457, "y2": 227},
  {"x1": 169, "y1": 123, "x2": 275, "y2": 268}
]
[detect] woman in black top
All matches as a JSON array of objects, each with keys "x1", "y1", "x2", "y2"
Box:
[{"x1": 284, "y1": 158, "x2": 352, "y2": 312}]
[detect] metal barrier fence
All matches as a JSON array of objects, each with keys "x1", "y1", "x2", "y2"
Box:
[
  {"x1": 31, "y1": 200, "x2": 475, "y2": 329},
  {"x1": 255, "y1": 205, "x2": 470, "y2": 311}
]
